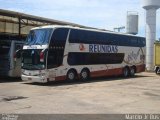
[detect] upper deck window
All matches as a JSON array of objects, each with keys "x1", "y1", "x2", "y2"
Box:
[{"x1": 69, "y1": 29, "x2": 145, "y2": 47}]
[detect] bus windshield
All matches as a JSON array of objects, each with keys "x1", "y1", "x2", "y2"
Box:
[
  {"x1": 25, "y1": 28, "x2": 53, "y2": 45},
  {"x1": 22, "y1": 49, "x2": 46, "y2": 70}
]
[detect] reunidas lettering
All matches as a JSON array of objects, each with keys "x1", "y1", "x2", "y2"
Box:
[{"x1": 89, "y1": 44, "x2": 118, "y2": 53}]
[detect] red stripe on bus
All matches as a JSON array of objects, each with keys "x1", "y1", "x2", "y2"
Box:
[
  {"x1": 90, "y1": 68, "x2": 123, "y2": 78},
  {"x1": 55, "y1": 76, "x2": 66, "y2": 81},
  {"x1": 136, "y1": 64, "x2": 145, "y2": 72},
  {"x1": 54, "y1": 64, "x2": 145, "y2": 81}
]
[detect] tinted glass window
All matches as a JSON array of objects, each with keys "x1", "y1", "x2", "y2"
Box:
[
  {"x1": 69, "y1": 29, "x2": 145, "y2": 47},
  {"x1": 49, "y1": 28, "x2": 69, "y2": 46},
  {"x1": 47, "y1": 28, "x2": 69, "y2": 69},
  {"x1": 69, "y1": 29, "x2": 110, "y2": 45},
  {"x1": 67, "y1": 52, "x2": 124, "y2": 65}
]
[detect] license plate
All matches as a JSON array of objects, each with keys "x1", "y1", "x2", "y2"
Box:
[{"x1": 28, "y1": 78, "x2": 32, "y2": 80}]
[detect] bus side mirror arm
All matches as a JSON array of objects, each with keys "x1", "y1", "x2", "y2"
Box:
[{"x1": 15, "y1": 49, "x2": 22, "y2": 59}]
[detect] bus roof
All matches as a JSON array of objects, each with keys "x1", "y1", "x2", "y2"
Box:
[{"x1": 31, "y1": 25, "x2": 145, "y2": 38}]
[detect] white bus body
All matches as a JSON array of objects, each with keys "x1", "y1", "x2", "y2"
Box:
[
  {"x1": 0, "y1": 40, "x2": 24, "y2": 77},
  {"x1": 21, "y1": 25, "x2": 146, "y2": 83}
]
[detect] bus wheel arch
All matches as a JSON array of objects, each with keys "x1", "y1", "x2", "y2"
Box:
[
  {"x1": 66, "y1": 69, "x2": 78, "y2": 81},
  {"x1": 123, "y1": 66, "x2": 130, "y2": 77},
  {"x1": 80, "y1": 68, "x2": 90, "y2": 80},
  {"x1": 130, "y1": 66, "x2": 136, "y2": 77}
]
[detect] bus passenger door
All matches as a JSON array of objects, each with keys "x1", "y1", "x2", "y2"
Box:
[
  {"x1": 47, "y1": 48, "x2": 57, "y2": 79},
  {"x1": 47, "y1": 48, "x2": 66, "y2": 80},
  {"x1": 47, "y1": 28, "x2": 69, "y2": 80}
]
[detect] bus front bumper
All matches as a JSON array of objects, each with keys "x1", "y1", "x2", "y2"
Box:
[{"x1": 21, "y1": 74, "x2": 48, "y2": 83}]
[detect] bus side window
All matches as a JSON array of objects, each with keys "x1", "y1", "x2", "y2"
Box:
[{"x1": 47, "y1": 28, "x2": 69, "y2": 69}]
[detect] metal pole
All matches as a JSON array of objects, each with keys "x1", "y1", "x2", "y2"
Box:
[{"x1": 18, "y1": 17, "x2": 21, "y2": 36}]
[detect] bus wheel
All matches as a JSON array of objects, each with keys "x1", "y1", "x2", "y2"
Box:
[
  {"x1": 80, "y1": 69, "x2": 90, "y2": 81},
  {"x1": 130, "y1": 67, "x2": 136, "y2": 77},
  {"x1": 67, "y1": 69, "x2": 77, "y2": 81},
  {"x1": 123, "y1": 67, "x2": 129, "y2": 77}
]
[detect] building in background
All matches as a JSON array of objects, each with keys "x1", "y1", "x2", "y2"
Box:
[{"x1": 0, "y1": 9, "x2": 90, "y2": 41}]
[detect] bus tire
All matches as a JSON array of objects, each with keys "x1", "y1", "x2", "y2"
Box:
[
  {"x1": 123, "y1": 67, "x2": 129, "y2": 77},
  {"x1": 80, "y1": 69, "x2": 90, "y2": 81},
  {"x1": 67, "y1": 69, "x2": 77, "y2": 81},
  {"x1": 130, "y1": 66, "x2": 136, "y2": 77}
]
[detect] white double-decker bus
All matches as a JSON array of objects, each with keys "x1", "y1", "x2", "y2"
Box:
[{"x1": 21, "y1": 25, "x2": 145, "y2": 83}]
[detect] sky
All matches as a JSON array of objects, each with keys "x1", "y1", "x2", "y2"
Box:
[{"x1": 0, "y1": 0, "x2": 160, "y2": 38}]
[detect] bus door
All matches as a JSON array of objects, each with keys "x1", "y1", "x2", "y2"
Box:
[{"x1": 47, "y1": 28, "x2": 69, "y2": 79}]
